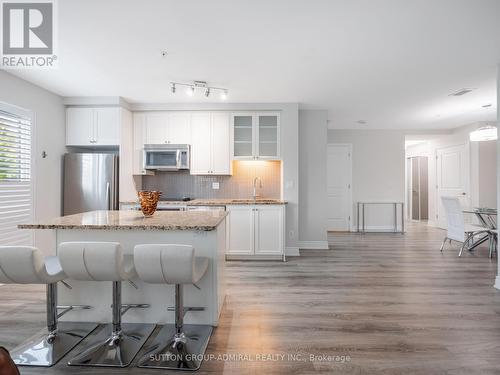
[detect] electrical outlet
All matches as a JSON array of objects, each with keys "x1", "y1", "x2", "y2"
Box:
[{"x1": 212, "y1": 182, "x2": 220, "y2": 190}]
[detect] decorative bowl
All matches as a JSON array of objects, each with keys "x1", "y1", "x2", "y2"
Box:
[{"x1": 138, "y1": 190, "x2": 162, "y2": 217}]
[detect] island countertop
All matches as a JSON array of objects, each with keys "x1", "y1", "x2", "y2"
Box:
[{"x1": 18, "y1": 210, "x2": 228, "y2": 231}]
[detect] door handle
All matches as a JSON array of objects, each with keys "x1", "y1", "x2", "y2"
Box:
[{"x1": 106, "y1": 182, "x2": 111, "y2": 210}]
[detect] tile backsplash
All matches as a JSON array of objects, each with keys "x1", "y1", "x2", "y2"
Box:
[{"x1": 142, "y1": 161, "x2": 281, "y2": 199}]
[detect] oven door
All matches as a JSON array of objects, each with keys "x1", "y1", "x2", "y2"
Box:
[{"x1": 144, "y1": 149, "x2": 179, "y2": 170}]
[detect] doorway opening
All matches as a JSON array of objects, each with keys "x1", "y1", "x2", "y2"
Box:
[{"x1": 406, "y1": 156, "x2": 429, "y2": 221}]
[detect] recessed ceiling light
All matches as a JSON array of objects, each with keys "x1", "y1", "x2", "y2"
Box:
[
  {"x1": 448, "y1": 88, "x2": 476, "y2": 97},
  {"x1": 356, "y1": 120, "x2": 367, "y2": 125},
  {"x1": 186, "y1": 86, "x2": 195, "y2": 96},
  {"x1": 161, "y1": 50, "x2": 168, "y2": 57},
  {"x1": 482, "y1": 103, "x2": 492, "y2": 108}
]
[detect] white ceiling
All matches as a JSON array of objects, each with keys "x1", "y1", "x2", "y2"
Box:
[{"x1": 8, "y1": 0, "x2": 500, "y2": 129}]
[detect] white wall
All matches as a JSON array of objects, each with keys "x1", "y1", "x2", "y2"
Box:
[
  {"x1": 298, "y1": 110, "x2": 328, "y2": 248},
  {"x1": 327, "y1": 130, "x2": 406, "y2": 231},
  {"x1": 0, "y1": 71, "x2": 66, "y2": 254}
]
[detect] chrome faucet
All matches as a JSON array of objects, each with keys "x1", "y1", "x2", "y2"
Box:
[{"x1": 253, "y1": 177, "x2": 262, "y2": 200}]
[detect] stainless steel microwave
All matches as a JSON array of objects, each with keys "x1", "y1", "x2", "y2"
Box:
[{"x1": 143, "y1": 144, "x2": 190, "y2": 171}]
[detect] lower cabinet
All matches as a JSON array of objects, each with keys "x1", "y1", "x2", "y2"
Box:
[{"x1": 226, "y1": 205, "x2": 285, "y2": 260}]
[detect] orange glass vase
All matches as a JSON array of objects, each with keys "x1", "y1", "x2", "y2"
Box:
[{"x1": 138, "y1": 190, "x2": 162, "y2": 217}]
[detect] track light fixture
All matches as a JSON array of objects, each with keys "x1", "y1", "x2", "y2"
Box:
[{"x1": 170, "y1": 81, "x2": 228, "y2": 100}]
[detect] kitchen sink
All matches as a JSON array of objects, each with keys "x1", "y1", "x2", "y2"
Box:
[{"x1": 230, "y1": 199, "x2": 280, "y2": 204}]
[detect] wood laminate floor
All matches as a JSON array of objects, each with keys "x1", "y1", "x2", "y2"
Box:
[{"x1": 1, "y1": 222, "x2": 499, "y2": 374}]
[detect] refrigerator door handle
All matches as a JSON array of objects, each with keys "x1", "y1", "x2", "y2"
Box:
[{"x1": 106, "y1": 182, "x2": 111, "y2": 210}]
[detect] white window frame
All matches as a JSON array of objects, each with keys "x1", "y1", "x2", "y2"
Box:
[{"x1": 0, "y1": 101, "x2": 35, "y2": 246}]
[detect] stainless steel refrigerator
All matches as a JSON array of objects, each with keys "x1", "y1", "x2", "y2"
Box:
[{"x1": 63, "y1": 153, "x2": 119, "y2": 215}]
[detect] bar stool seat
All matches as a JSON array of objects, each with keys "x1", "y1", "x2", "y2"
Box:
[
  {"x1": 0, "y1": 246, "x2": 97, "y2": 367},
  {"x1": 58, "y1": 241, "x2": 155, "y2": 368},
  {"x1": 133, "y1": 244, "x2": 211, "y2": 371}
]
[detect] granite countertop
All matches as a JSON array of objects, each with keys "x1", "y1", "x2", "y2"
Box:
[
  {"x1": 121, "y1": 198, "x2": 288, "y2": 206},
  {"x1": 18, "y1": 210, "x2": 228, "y2": 231}
]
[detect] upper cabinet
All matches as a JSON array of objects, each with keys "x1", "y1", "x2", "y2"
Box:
[
  {"x1": 191, "y1": 112, "x2": 231, "y2": 175},
  {"x1": 66, "y1": 107, "x2": 120, "y2": 146},
  {"x1": 232, "y1": 112, "x2": 280, "y2": 160},
  {"x1": 144, "y1": 112, "x2": 191, "y2": 145}
]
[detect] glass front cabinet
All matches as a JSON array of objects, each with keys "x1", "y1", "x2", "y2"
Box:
[{"x1": 231, "y1": 112, "x2": 280, "y2": 160}]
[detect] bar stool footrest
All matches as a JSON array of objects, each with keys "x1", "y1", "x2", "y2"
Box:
[
  {"x1": 67, "y1": 323, "x2": 155, "y2": 368},
  {"x1": 138, "y1": 324, "x2": 212, "y2": 370},
  {"x1": 12, "y1": 321, "x2": 98, "y2": 367}
]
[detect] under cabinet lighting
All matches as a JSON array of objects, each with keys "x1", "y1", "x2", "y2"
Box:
[{"x1": 469, "y1": 126, "x2": 497, "y2": 142}]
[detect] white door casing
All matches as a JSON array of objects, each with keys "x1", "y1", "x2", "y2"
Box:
[
  {"x1": 327, "y1": 144, "x2": 352, "y2": 231},
  {"x1": 436, "y1": 144, "x2": 470, "y2": 229}
]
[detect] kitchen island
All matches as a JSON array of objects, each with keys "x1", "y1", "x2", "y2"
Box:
[{"x1": 19, "y1": 210, "x2": 227, "y2": 326}]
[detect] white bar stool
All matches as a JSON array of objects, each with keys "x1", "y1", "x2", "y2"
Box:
[
  {"x1": 133, "y1": 244, "x2": 211, "y2": 371},
  {"x1": 58, "y1": 241, "x2": 155, "y2": 367},
  {"x1": 0, "y1": 246, "x2": 97, "y2": 367}
]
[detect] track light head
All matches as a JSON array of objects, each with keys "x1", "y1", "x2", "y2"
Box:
[
  {"x1": 171, "y1": 83, "x2": 176, "y2": 94},
  {"x1": 186, "y1": 86, "x2": 194, "y2": 96},
  {"x1": 220, "y1": 90, "x2": 228, "y2": 100},
  {"x1": 205, "y1": 88, "x2": 210, "y2": 97}
]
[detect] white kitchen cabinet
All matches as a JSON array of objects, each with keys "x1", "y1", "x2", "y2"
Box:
[
  {"x1": 226, "y1": 205, "x2": 285, "y2": 259},
  {"x1": 231, "y1": 112, "x2": 280, "y2": 160},
  {"x1": 226, "y1": 206, "x2": 254, "y2": 255},
  {"x1": 66, "y1": 107, "x2": 121, "y2": 146},
  {"x1": 144, "y1": 112, "x2": 191, "y2": 145},
  {"x1": 132, "y1": 113, "x2": 154, "y2": 175},
  {"x1": 191, "y1": 112, "x2": 231, "y2": 175},
  {"x1": 168, "y1": 112, "x2": 191, "y2": 144}
]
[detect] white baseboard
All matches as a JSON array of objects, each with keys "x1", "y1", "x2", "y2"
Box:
[
  {"x1": 352, "y1": 225, "x2": 404, "y2": 233},
  {"x1": 285, "y1": 247, "x2": 300, "y2": 256},
  {"x1": 298, "y1": 241, "x2": 329, "y2": 250},
  {"x1": 494, "y1": 276, "x2": 500, "y2": 290}
]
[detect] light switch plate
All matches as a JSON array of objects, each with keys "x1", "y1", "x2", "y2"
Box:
[{"x1": 212, "y1": 182, "x2": 220, "y2": 190}]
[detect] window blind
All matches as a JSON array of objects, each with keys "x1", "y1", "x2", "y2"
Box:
[{"x1": 0, "y1": 109, "x2": 33, "y2": 246}]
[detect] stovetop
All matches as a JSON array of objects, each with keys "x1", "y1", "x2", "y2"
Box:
[{"x1": 159, "y1": 197, "x2": 193, "y2": 202}]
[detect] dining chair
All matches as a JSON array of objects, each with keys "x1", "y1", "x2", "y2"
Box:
[{"x1": 440, "y1": 196, "x2": 490, "y2": 256}]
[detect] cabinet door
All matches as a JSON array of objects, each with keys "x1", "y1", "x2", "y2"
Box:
[
  {"x1": 132, "y1": 113, "x2": 153, "y2": 175},
  {"x1": 256, "y1": 113, "x2": 279, "y2": 159},
  {"x1": 94, "y1": 108, "x2": 120, "y2": 146},
  {"x1": 66, "y1": 108, "x2": 94, "y2": 146},
  {"x1": 145, "y1": 113, "x2": 168, "y2": 144},
  {"x1": 254, "y1": 206, "x2": 283, "y2": 254},
  {"x1": 211, "y1": 112, "x2": 231, "y2": 175},
  {"x1": 168, "y1": 112, "x2": 191, "y2": 144},
  {"x1": 232, "y1": 113, "x2": 254, "y2": 159},
  {"x1": 226, "y1": 206, "x2": 254, "y2": 255},
  {"x1": 190, "y1": 113, "x2": 212, "y2": 174}
]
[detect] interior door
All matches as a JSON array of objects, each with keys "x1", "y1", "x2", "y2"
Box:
[
  {"x1": 327, "y1": 144, "x2": 352, "y2": 231},
  {"x1": 436, "y1": 144, "x2": 469, "y2": 228}
]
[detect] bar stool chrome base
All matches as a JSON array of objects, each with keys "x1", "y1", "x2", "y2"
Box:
[
  {"x1": 67, "y1": 323, "x2": 155, "y2": 367},
  {"x1": 138, "y1": 324, "x2": 212, "y2": 370},
  {"x1": 11, "y1": 321, "x2": 98, "y2": 367}
]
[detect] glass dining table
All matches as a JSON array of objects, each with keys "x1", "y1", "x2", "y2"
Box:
[{"x1": 462, "y1": 208, "x2": 497, "y2": 253}]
